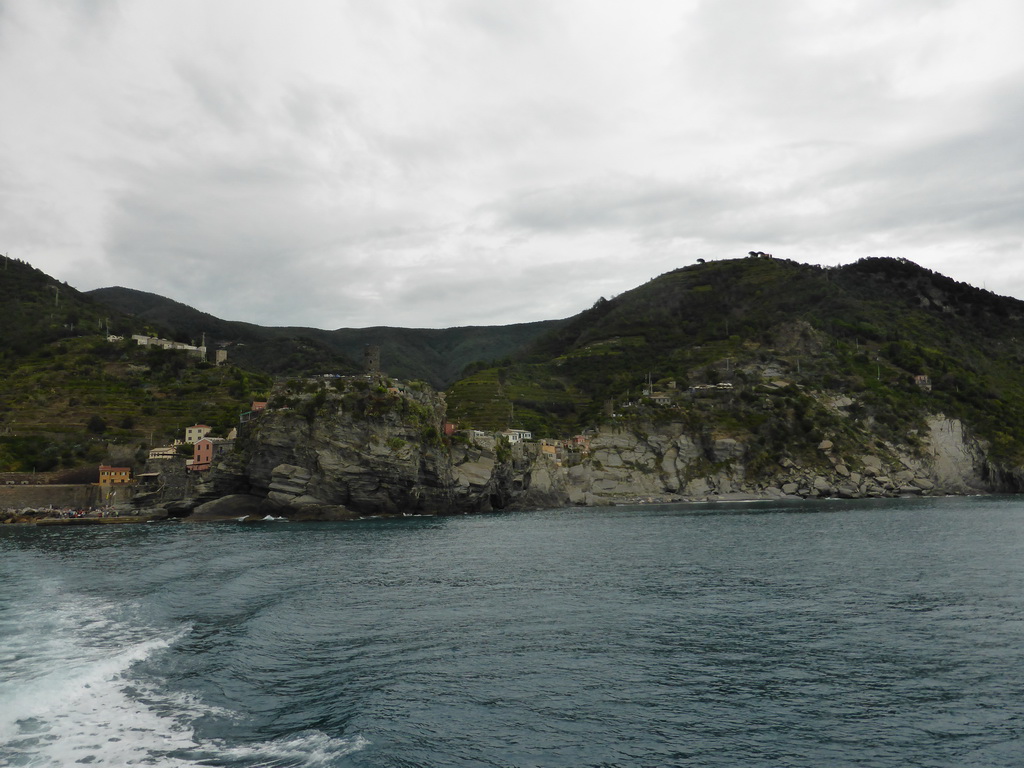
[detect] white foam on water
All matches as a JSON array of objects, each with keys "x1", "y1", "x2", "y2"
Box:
[
  {"x1": 0, "y1": 580, "x2": 368, "y2": 767},
  {"x1": 0, "y1": 585, "x2": 202, "y2": 766},
  {"x1": 212, "y1": 730, "x2": 371, "y2": 766}
]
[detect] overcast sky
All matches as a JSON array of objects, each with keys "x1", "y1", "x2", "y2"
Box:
[{"x1": 2, "y1": 1, "x2": 1024, "y2": 329}]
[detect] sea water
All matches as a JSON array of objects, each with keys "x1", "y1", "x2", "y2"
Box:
[{"x1": 1, "y1": 496, "x2": 1023, "y2": 767}]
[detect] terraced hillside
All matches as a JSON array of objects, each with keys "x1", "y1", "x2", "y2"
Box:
[
  {"x1": 445, "y1": 365, "x2": 591, "y2": 435},
  {"x1": 0, "y1": 259, "x2": 271, "y2": 471}
]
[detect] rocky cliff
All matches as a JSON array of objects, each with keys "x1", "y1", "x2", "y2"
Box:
[
  {"x1": 171, "y1": 373, "x2": 1010, "y2": 522},
  {"x1": 448, "y1": 413, "x2": 997, "y2": 510},
  {"x1": 198, "y1": 378, "x2": 457, "y2": 519}
]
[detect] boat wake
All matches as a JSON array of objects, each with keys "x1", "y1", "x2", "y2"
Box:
[{"x1": 0, "y1": 581, "x2": 365, "y2": 767}]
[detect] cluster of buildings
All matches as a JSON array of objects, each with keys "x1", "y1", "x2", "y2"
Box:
[
  {"x1": 451, "y1": 427, "x2": 534, "y2": 445},
  {"x1": 613, "y1": 380, "x2": 735, "y2": 412},
  {"x1": 93, "y1": 401, "x2": 268, "y2": 502},
  {"x1": 146, "y1": 402, "x2": 268, "y2": 472},
  {"x1": 448, "y1": 424, "x2": 594, "y2": 468},
  {"x1": 148, "y1": 423, "x2": 236, "y2": 472},
  {"x1": 100, "y1": 420, "x2": 236, "y2": 492},
  {"x1": 107, "y1": 333, "x2": 229, "y2": 364},
  {"x1": 537, "y1": 434, "x2": 592, "y2": 467}
]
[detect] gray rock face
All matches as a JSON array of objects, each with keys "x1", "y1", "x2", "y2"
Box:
[
  {"x1": 196, "y1": 381, "x2": 1009, "y2": 517},
  {"x1": 923, "y1": 417, "x2": 989, "y2": 493},
  {"x1": 238, "y1": 383, "x2": 456, "y2": 516},
  {"x1": 189, "y1": 494, "x2": 265, "y2": 521}
]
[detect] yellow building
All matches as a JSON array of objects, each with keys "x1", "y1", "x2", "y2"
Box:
[{"x1": 98, "y1": 465, "x2": 132, "y2": 486}]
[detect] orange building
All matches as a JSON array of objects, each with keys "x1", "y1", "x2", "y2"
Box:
[{"x1": 98, "y1": 465, "x2": 133, "y2": 487}]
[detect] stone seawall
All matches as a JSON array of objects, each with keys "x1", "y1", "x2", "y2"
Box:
[{"x1": 0, "y1": 484, "x2": 103, "y2": 511}]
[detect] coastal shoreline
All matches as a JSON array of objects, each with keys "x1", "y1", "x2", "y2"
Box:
[{"x1": 2, "y1": 486, "x2": 977, "y2": 527}]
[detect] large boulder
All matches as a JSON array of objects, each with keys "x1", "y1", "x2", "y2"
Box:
[{"x1": 188, "y1": 494, "x2": 265, "y2": 521}]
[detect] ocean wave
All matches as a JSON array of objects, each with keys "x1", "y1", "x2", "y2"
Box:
[{"x1": 205, "y1": 730, "x2": 370, "y2": 767}]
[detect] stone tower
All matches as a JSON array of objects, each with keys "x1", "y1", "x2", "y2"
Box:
[{"x1": 363, "y1": 345, "x2": 381, "y2": 377}]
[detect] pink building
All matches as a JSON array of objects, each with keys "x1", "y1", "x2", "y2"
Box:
[{"x1": 190, "y1": 437, "x2": 233, "y2": 472}]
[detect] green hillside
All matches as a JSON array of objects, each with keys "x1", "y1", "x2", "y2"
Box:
[
  {"x1": 87, "y1": 287, "x2": 360, "y2": 377},
  {"x1": 445, "y1": 256, "x2": 1024, "y2": 471},
  {"x1": 0, "y1": 259, "x2": 271, "y2": 472},
  {"x1": 89, "y1": 287, "x2": 562, "y2": 387},
  {"x1": 10, "y1": 254, "x2": 1024, "y2": 480},
  {"x1": 1, "y1": 257, "x2": 132, "y2": 358}
]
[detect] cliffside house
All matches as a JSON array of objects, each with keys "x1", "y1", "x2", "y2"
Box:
[
  {"x1": 189, "y1": 437, "x2": 234, "y2": 472},
  {"x1": 98, "y1": 465, "x2": 133, "y2": 487},
  {"x1": 148, "y1": 446, "x2": 178, "y2": 460},
  {"x1": 240, "y1": 401, "x2": 268, "y2": 425},
  {"x1": 571, "y1": 435, "x2": 592, "y2": 454},
  {"x1": 501, "y1": 429, "x2": 533, "y2": 444},
  {"x1": 185, "y1": 424, "x2": 213, "y2": 444},
  {"x1": 539, "y1": 439, "x2": 564, "y2": 466}
]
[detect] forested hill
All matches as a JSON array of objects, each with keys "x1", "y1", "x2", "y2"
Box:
[
  {"x1": 0, "y1": 256, "x2": 129, "y2": 358},
  {"x1": 9, "y1": 253, "x2": 1024, "y2": 480},
  {"x1": 0, "y1": 257, "x2": 273, "y2": 472},
  {"x1": 88, "y1": 286, "x2": 562, "y2": 387},
  {"x1": 446, "y1": 256, "x2": 1024, "y2": 471}
]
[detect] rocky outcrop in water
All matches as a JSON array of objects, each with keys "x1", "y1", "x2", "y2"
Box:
[
  {"x1": 171, "y1": 377, "x2": 1010, "y2": 520},
  {"x1": 223, "y1": 379, "x2": 458, "y2": 517}
]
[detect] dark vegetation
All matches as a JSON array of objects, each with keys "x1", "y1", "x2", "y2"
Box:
[
  {"x1": 0, "y1": 257, "x2": 271, "y2": 471},
  {"x1": 445, "y1": 256, "x2": 1024, "y2": 472},
  {"x1": 8, "y1": 253, "x2": 1024, "y2": 480},
  {"x1": 89, "y1": 287, "x2": 561, "y2": 387}
]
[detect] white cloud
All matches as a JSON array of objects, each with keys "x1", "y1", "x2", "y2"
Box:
[{"x1": 1, "y1": 0, "x2": 1023, "y2": 328}]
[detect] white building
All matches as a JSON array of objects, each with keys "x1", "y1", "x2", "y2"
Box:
[
  {"x1": 184, "y1": 424, "x2": 212, "y2": 444},
  {"x1": 132, "y1": 334, "x2": 207, "y2": 360},
  {"x1": 500, "y1": 428, "x2": 533, "y2": 444}
]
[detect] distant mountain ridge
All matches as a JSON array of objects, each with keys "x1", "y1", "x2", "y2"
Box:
[
  {"x1": 6, "y1": 253, "x2": 1024, "y2": 500},
  {"x1": 88, "y1": 286, "x2": 563, "y2": 387}
]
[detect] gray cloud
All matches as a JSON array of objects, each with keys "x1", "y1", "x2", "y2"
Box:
[{"x1": 2, "y1": 0, "x2": 1024, "y2": 329}]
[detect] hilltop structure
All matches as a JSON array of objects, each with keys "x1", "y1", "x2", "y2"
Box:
[{"x1": 131, "y1": 334, "x2": 207, "y2": 359}]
